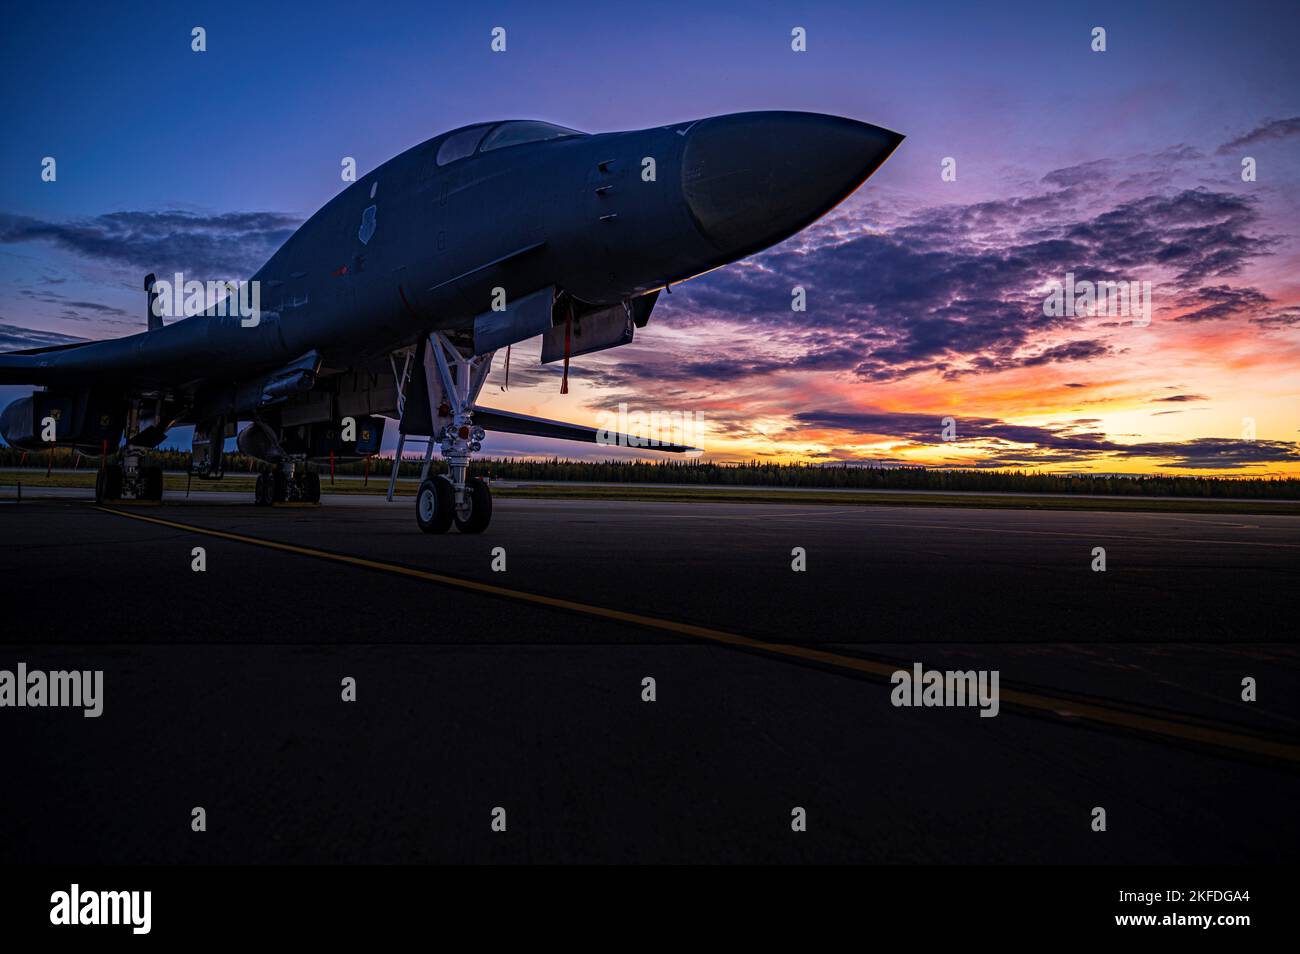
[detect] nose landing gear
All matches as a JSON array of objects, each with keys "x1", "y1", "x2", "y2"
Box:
[
  {"x1": 454, "y1": 475, "x2": 492, "y2": 534},
  {"x1": 411, "y1": 333, "x2": 495, "y2": 534},
  {"x1": 415, "y1": 474, "x2": 454, "y2": 533}
]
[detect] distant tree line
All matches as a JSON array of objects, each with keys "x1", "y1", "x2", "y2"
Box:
[{"x1": 3, "y1": 445, "x2": 1298, "y2": 499}]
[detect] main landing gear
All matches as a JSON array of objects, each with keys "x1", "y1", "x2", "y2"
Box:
[
  {"x1": 254, "y1": 462, "x2": 321, "y2": 506},
  {"x1": 94, "y1": 450, "x2": 163, "y2": 503},
  {"x1": 412, "y1": 333, "x2": 494, "y2": 534},
  {"x1": 95, "y1": 398, "x2": 169, "y2": 503}
]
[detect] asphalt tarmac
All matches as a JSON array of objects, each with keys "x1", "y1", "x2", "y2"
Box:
[{"x1": 1, "y1": 492, "x2": 1296, "y2": 863}]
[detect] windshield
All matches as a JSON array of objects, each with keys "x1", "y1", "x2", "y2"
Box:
[
  {"x1": 436, "y1": 125, "x2": 491, "y2": 166},
  {"x1": 479, "y1": 121, "x2": 586, "y2": 153}
]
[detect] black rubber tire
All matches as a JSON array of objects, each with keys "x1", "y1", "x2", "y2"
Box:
[
  {"x1": 254, "y1": 473, "x2": 271, "y2": 506},
  {"x1": 94, "y1": 467, "x2": 107, "y2": 503},
  {"x1": 142, "y1": 465, "x2": 164, "y2": 500},
  {"x1": 103, "y1": 464, "x2": 123, "y2": 501},
  {"x1": 453, "y1": 477, "x2": 493, "y2": 534},
  {"x1": 415, "y1": 476, "x2": 454, "y2": 534},
  {"x1": 272, "y1": 469, "x2": 288, "y2": 503},
  {"x1": 303, "y1": 471, "x2": 321, "y2": 503}
]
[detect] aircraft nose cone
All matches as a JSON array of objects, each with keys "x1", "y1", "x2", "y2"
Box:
[{"x1": 681, "y1": 112, "x2": 903, "y2": 254}]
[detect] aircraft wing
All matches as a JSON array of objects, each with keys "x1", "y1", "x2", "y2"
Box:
[
  {"x1": 472, "y1": 406, "x2": 700, "y2": 454},
  {"x1": 2, "y1": 340, "x2": 93, "y2": 357},
  {"x1": 0, "y1": 339, "x2": 102, "y2": 385}
]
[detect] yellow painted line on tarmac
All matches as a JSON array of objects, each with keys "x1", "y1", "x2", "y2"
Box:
[{"x1": 96, "y1": 505, "x2": 1300, "y2": 765}]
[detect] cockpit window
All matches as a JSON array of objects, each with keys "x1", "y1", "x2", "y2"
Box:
[
  {"x1": 479, "y1": 121, "x2": 585, "y2": 153},
  {"x1": 436, "y1": 126, "x2": 490, "y2": 166}
]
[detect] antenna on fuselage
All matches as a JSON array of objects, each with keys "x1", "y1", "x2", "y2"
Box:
[{"x1": 144, "y1": 272, "x2": 162, "y2": 332}]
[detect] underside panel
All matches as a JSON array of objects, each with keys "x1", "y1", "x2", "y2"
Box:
[{"x1": 540, "y1": 302, "x2": 634, "y2": 364}]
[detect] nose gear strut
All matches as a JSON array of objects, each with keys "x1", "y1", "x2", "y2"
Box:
[{"x1": 409, "y1": 332, "x2": 494, "y2": 534}]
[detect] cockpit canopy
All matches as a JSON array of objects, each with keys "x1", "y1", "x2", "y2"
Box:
[{"x1": 435, "y1": 120, "x2": 586, "y2": 166}]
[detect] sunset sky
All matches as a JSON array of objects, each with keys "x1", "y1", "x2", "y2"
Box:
[{"x1": 2, "y1": 0, "x2": 1298, "y2": 474}]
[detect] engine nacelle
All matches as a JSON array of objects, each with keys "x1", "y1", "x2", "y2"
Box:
[
  {"x1": 237, "y1": 416, "x2": 386, "y2": 464},
  {"x1": 284, "y1": 417, "x2": 386, "y2": 458},
  {"x1": 236, "y1": 421, "x2": 286, "y2": 464},
  {"x1": 0, "y1": 391, "x2": 124, "y2": 451}
]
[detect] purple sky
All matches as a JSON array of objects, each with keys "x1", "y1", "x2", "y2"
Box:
[{"x1": 2, "y1": 1, "x2": 1298, "y2": 471}]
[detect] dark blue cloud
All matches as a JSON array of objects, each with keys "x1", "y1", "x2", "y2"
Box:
[
  {"x1": 794, "y1": 409, "x2": 1300, "y2": 470},
  {"x1": 0, "y1": 210, "x2": 301, "y2": 278},
  {"x1": 1217, "y1": 116, "x2": 1300, "y2": 154},
  {"x1": 1173, "y1": 284, "x2": 1272, "y2": 322},
  {"x1": 0, "y1": 321, "x2": 85, "y2": 351},
  {"x1": 655, "y1": 186, "x2": 1274, "y2": 385}
]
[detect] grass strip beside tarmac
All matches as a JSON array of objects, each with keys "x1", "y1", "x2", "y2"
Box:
[{"x1": 4, "y1": 470, "x2": 1300, "y2": 515}]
